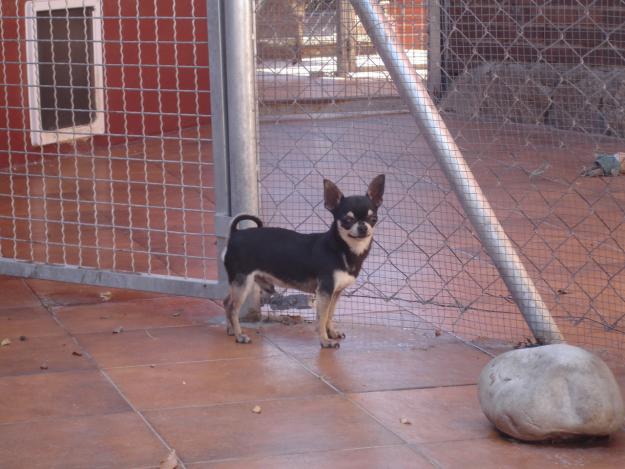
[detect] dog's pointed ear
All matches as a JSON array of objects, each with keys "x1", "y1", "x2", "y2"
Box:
[
  {"x1": 367, "y1": 174, "x2": 385, "y2": 208},
  {"x1": 324, "y1": 179, "x2": 343, "y2": 211}
]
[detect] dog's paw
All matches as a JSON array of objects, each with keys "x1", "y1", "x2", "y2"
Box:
[
  {"x1": 320, "y1": 339, "x2": 340, "y2": 349},
  {"x1": 327, "y1": 328, "x2": 346, "y2": 340},
  {"x1": 236, "y1": 334, "x2": 252, "y2": 344},
  {"x1": 226, "y1": 325, "x2": 235, "y2": 336}
]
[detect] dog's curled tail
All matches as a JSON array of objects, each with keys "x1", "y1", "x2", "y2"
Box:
[{"x1": 230, "y1": 214, "x2": 263, "y2": 234}]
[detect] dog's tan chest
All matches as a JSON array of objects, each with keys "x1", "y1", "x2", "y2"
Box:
[{"x1": 333, "y1": 271, "x2": 356, "y2": 292}]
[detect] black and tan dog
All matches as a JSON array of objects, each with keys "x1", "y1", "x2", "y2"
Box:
[{"x1": 222, "y1": 175, "x2": 385, "y2": 348}]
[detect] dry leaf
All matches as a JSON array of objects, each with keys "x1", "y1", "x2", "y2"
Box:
[
  {"x1": 1, "y1": 338, "x2": 11, "y2": 347},
  {"x1": 72, "y1": 351, "x2": 83, "y2": 357},
  {"x1": 40, "y1": 363, "x2": 49, "y2": 370},
  {"x1": 172, "y1": 311, "x2": 181, "y2": 317},
  {"x1": 19, "y1": 335, "x2": 27, "y2": 341},
  {"x1": 112, "y1": 326, "x2": 124, "y2": 334},
  {"x1": 399, "y1": 417, "x2": 412, "y2": 425},
  {"x1": 252, "y1": 405, "x2": 262, "y2": 414},
  {"x1": 434, "y1": 328, "x2": 442, "y2": 337},
  {"x1": 159, "y1": 449, "x2": 179, "y2": 469},
  {"x1": 99, "y1": 291, "x2": 112, "y2": 301}
]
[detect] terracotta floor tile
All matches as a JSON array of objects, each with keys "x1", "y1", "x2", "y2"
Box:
[
  {"x1": 0, "y1": 334, "x2": 95, "y2": 377},
  {"x1": 145, "y1": 395, "x2": 402, "y2": 463},
  {"x1": 190, "y1": 445, "x2": 434, "y2": 468},
  {"x1": 417, "y1": 431, "x2": 625, "y2": 469},
  {"x1": 261, "y1": 322, "x2": 457, "y2": 355},
  {"x1": 0, "y1": 276, "x2": 42, "y2": 310},
  {"x1": 77, "y1": 324, "x2": 279, "y2": 368},
  {"x1": 0, "y1": 370, "x2": 129, "y2": 424},
  {"x1": 54, "y1": 296, "x2": 223, "y2": 334},
  {"x1": 0, "y1": 305, "x2": 65, "y2": 340},
  {"x1": 298, "y1": 342, "x2": 490, "y2": 392},
  {"x1": 107, "y1": 355, "x2": 333, "y2": 410},
  {"x1": 0, "y1": 412, "x2": 167, "y2": 469},
  {"x1": 25, "y1": 278, "x2": 165, "y2": 306},
  {"x1": 349, "y1": 386, "x2": 495, "y2": 444}
]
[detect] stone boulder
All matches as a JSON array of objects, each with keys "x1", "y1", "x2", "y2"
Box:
[{"x1": 478, "y1": 344, "x2": 624, "y2": 442}]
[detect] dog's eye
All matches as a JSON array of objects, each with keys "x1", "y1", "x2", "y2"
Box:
[
  {"x1": 343, "y1": 215, "x2": 355, "y2": 225},
  {"x1": 368, "y1": 215, "x2": 378, "y2": 225}
]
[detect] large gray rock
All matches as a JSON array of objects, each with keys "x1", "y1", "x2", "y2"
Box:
[{"x1": 478, "y1": 344, "x2": 624, "y2": 442}]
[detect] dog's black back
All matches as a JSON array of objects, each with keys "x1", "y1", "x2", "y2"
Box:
[{"x1": 224, "y1": 223, "x2": 368, "y2": 293}]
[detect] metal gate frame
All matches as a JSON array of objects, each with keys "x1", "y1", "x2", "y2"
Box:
[{"x1": 0, "y1": 0, "x2": 259, "y2": 301}]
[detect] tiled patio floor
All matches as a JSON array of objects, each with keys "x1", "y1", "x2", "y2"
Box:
[{"x1": 0, "y1": 274, "x2": 624, "y2": 468}]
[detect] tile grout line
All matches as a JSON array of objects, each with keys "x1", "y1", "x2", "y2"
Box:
[
  {"x1": 23, "y1": 279, "x2": 188, "y2": 469},
  {"x1": 259, "y1": 332, "x2": 443, "y2": 469},
  {"x1": 99, "y1": 368, "x2": 189, "y2": 469}
]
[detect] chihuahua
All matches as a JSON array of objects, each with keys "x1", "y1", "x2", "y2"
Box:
[{"x1": 222, "y1": 175, "x2": 385, "y2": 348}]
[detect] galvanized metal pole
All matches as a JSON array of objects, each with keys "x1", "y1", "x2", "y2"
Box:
[
  {"x1": 223, "y1": 0, "x2": 262, "y2": 317},
  {"x1": 224, "y1": 0, "x2": 260, "y2": 220},
  {"x1": 349, "y1": 0, "x2": 564, "y2": 344}
]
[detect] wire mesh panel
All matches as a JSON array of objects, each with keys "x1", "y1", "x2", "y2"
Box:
[
  {"x1": 0, "y1": 1, "x2": 220, "y2": 294},
  {"x1": 255, "y1": 0, "x2": 625, "y2": 359}
]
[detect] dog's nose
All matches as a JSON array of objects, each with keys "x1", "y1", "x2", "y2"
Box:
[{"x1": 357, "y1": 223, "x2": 368, "y2": 235}]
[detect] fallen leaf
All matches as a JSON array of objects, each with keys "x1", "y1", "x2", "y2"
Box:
[
  {"x1": 19, "y1": 335, "x2": 28, "y2": 341},
  {"x1": 434, "y1": 328, "x2": 442, "y2": 337},
  {"x1": 400, "y1": 417, "x2": 412, "y2": 425},
  {"x1": 556, "y1": 288, "x2": 568, "y2": 295},
  {"x1": 159, "y1": 449, "x2": 179, "y2": 469},
  {"x1": 1, "y1": 338, "x2": 11, "y2": 347},
  {"x1": 252, "y1": 405, "x2": 262, "y2": 414},
  {"x1": 172, "y1": 311, "x2": 181, "y2": 317},
  {"x1": 72, "y1": 351, "x2": 83, "y2": 357},
  {"x1": 150, "y1": 364, "x2": 156, "y2": 368},
  {"x1": 112, "y1": 326, "x2": 124, "y2": 334},
  {"x1": 99, "y1": 291, "x2": 112, "y2": 301},
  {"x1": 40, "y1": 364, "x2": 49, "y2": 370}
]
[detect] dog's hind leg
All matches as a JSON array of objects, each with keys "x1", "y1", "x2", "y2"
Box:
[{"x1": 224, "y1": 275, "x2": 254, "y2": 344}]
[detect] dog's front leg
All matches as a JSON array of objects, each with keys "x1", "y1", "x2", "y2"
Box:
[
  {"x1": 316, "y1": 283, "x2": 339, "y2": 348},
  {"x1": 326, "y1": 292, "x2": 346, "y2": 340}
]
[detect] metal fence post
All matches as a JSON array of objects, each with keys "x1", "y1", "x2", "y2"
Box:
[
  {"x1": 349, "y1": 0, "x2": 564, "y2": 344},
  {"x1": 224, "y1": 0, "x2": 260, "y2": 220},
  {"x1": 208, "y1": 0, "x2": 262, "y2": 313}
]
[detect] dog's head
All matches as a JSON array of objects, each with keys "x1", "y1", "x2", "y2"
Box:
[{"x1": 323, "y1": 175, "x2": 385, "y2": 254}]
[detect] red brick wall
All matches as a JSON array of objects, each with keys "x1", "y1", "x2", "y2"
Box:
[
  {"x1": 442, "y1": 1, "x2": 625, "y2": 78},
  {"x1": 0, "y1": 0, "x2": 210, "y2": 167},
  {"x1": 387, "y1": 0, "x2": 428, "y2": 51}
]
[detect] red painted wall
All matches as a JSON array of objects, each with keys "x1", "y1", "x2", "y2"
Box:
[{"x1": 0, "y1": 0, "x2": 210, "y2": 167}]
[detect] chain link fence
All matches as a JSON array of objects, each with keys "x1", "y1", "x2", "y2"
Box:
[{"x1": 255, "y1": 0, "x2": 625, "y2": 359}]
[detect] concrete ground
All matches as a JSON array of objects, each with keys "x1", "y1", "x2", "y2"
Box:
[{"x1": 0, "y1": 274, "x2": 624, "y2": 468}]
